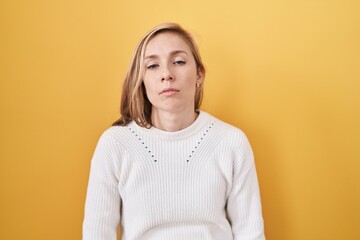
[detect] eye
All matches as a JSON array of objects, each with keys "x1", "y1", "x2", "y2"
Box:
[
  {"x1": 146, "y1": 64, "x2": 159, "y2": 69},
  {"x1": 174, "y1": 60, "x2": 186, "y2": 65}
]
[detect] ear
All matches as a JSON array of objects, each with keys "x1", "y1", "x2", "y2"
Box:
[{"x1": 196, "y1": 68, "x2": 204, "y2": 83}]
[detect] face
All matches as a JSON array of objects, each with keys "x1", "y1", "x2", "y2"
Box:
[{"x1": 143, "y1": 32, "x2": 203, "y2": 114}]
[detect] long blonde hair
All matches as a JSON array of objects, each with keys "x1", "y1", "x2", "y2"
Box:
[{"x1": 113, "y1": 23, "x2": 205, "y2": 127}]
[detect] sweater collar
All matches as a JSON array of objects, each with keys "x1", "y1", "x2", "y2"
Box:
[{"x1": 130, "y1": 110, "x2": 213, "y2": 140}]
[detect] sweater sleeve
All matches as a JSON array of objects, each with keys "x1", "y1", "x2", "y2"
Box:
[
  {"x1": 226, "y1": 132, "x2": 265, "y2": 240},
  {"x1": 83, "y1": 130, "x2": 121, "y2": 240}
]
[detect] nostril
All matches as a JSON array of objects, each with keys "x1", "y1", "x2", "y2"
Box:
[{"x1": 162, "y1": 76, "x2": 173, "y2": 81}]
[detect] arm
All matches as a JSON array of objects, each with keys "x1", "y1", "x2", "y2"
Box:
[
  {"x1": 83, "y1": 131, "x2": 121, "y2": 240},
  {"x1": 226, "y1": 132, "x2": 265, "y2": 240}
]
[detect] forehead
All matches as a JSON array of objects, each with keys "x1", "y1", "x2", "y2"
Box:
[{"x1": 144, "y1": 32, "x2": 191, "y2": 56}]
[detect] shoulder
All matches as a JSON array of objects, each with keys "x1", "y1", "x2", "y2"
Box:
[
  {"x1": 90, "y1": 125, "x2": 132, "y2": 170},
  {"x1": 93, "y1": 125, "x2": 132, "y2": 156},
  {"x1": 202, "y1": 111, "x2": 250, "y2": 145},
  {"x1": 202, "y1": 111, "x2": 255, "y2": 174},
  {"x1": 97, "y1": 125, "x2": 131, "y2": 144},
  {"x1": 201, "y1": 111, "x2": 254, "y2": 165}
]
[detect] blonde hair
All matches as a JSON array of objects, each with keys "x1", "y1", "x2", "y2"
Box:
[{"x1": 113, "y1": 23, "x2": 205, "y2": 127}]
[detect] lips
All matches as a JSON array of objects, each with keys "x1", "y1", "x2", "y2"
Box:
[{"x1": 159, "y1": 88, "x2": 180, "y2": 95}]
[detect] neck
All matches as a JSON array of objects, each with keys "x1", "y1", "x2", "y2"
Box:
[{"x1": 151, "y1": 107, "x2": 198, "y2": 132}]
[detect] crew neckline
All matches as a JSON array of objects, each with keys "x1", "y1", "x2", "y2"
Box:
[{"x1": 129, "y1": 110, "x2": 212, "y2": 140}]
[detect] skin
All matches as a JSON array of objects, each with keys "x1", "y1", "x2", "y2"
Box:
[{"x1": 143, "y1": 32, "x2": 203, "y2": 132}]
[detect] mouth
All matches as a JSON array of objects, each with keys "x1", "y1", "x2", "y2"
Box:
[{"x1": 159, "y1": 88, "x2": 180, "y2": 95}]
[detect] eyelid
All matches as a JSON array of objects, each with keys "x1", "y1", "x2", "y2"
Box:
[
  {"x1": 146, "y1": 63, "x2": 159, "y2": 69},
  {"x1": 174, "y1": 56, "x2": 186, "y2": 62},
  {"x1": 174, "y1": 55, "x2": 185, "y2": 60},
  {"x1": 174, "y1": 60, "x2": 186, "y2": 65}
]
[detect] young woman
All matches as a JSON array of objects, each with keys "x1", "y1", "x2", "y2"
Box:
[{"x1": 83, "y1": 23, "x2": 265, "y2": 240}]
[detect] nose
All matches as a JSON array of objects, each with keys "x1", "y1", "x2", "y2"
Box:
[{"x1": 161, "y1": 65, "x2": 174, "y2": 82}]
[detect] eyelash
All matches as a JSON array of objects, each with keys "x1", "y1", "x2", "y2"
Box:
[
  {"x1": 174, "y1": 60, "x2": 186, "y2": 65},
  {"x1": 146, "y1": 60, "x2": 186, "y2": 69},
  {"x1": 147, "y1": 64, "x2": 159, "y2": 69}
]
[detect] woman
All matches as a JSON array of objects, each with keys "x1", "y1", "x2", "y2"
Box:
[{"x1": 83, "y1": 23, "x2": 265, "y2": 240}]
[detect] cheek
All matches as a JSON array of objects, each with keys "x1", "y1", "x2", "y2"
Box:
[
  {"x1": 184, "y1": 70, "x2": 198, "y2": 87},
  {"x1": 143, "y1": 72, "x2": 153, "y2": 87},
  {"x1": 143, "y1": 80, "x2": 157, "y2": 104},
  {"x1": 143, "y1": 72, "x2": 158, "y2": 90}
]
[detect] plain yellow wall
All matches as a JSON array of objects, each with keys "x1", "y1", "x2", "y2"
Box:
[{"x1": 1, "y1": 0, "x2": 359, "y2": 239}]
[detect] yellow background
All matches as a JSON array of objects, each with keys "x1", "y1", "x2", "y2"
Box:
[{"x1": 1, "y1": 0, "x2": 359, "y2": 239}]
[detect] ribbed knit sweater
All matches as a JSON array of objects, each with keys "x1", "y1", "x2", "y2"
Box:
[{"x1": 83, "y1": 111, "x2": 265, "y2": 240}]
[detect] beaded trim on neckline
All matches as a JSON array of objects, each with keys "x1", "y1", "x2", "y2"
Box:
[{"x1": 126, "y1": 121, "x2": 216, "y2": 163}]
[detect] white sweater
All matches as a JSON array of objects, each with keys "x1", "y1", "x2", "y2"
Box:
[{"x1": 83, "y1": 111, "x2": 265, "y2": 240}]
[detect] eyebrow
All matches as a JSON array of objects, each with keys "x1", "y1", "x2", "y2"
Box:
[{"x1": 144, "y1": 50, "x2": 188, "y2": 60}]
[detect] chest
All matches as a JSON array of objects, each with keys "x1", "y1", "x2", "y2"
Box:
[{"x1": 118, "y1": 156, "x2": 230, "y2": 223}]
